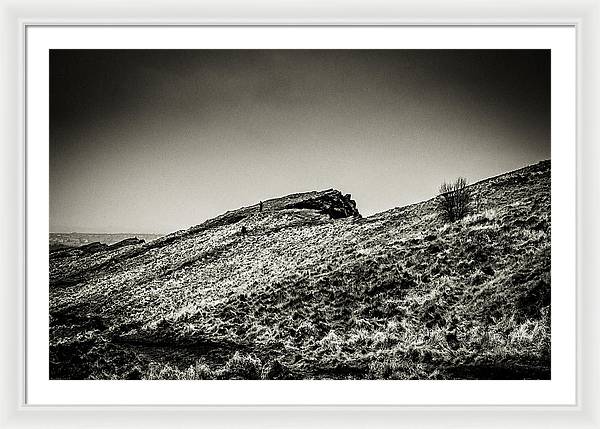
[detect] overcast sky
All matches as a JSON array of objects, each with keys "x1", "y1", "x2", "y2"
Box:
[{"x1": 50, "y1": 49, "x2": 550, "y2": 234}]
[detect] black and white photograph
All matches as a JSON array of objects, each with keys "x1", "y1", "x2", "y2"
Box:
[{"x1": 49, "y1": 49, "x2": 551, "y2": 381}]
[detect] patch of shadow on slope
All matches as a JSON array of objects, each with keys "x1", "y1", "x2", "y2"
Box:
[{"x1": 441, "y1": 361, "x2": 550, "y2": 380}]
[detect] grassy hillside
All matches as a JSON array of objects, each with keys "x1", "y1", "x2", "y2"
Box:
[{"x1": 49, "y1": 160, "x2": 551, "y2": 380}]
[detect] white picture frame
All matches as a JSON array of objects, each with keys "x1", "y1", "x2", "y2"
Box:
[{"x1": 1, "y1": 0, "x2": 599, "y2": 427}]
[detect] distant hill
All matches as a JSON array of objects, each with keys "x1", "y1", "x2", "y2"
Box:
[
  {"x1": 49, "y1": 232, "x2": 163, "y2": 252},
  {"x1": 49, "y1": 160, "x2": 551, "y2": 380}
]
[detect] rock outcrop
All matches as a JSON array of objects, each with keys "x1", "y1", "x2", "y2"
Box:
[
  {"x1": 283, "y1": 189, "x2": 360, "y2": 219},
  {"x1": 109, "y1": 237, "x2": 145, "y2": 250}
]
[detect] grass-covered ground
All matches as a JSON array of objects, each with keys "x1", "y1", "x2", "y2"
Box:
[{"x1": 49, "y1": 160, "x2": 550, "y2": 380}]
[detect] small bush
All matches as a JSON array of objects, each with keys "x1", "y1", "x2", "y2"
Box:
[
  {"x1": 145, "y1": 360, "x2": 215, "y2": 380},
  {"x1": 261, "y1": 359, "x2": 292, "y2": 379},
  {"x1": 145, "y1": 363, "x2": 187, "y2": 380},
  {"x1": 185, "y1": 361, "x2": 215, "y2": 380},
  {"x1": 220, "y1": 352, "x2": 263, "y2": 379},
  {"x1": 438, "y1": 177, "x2": 472, "y2": 222}
]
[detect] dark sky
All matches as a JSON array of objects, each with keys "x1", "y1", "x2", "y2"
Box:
[{"x1": 50, "y1": 49, "x2": 550, "y2": 233}]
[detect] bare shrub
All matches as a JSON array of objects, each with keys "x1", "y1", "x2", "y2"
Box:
[
  {"x1": 145, "y1": 361, "x2": 215, "y2": 380},
  {"x1": 438, "y1": 177, "x2": 472, "y2": 222},
  {"x1": 220, "y1": 352, "x2": 262, "y2": 379}
]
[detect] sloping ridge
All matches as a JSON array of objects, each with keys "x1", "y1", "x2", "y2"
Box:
[{"x1": 49, "y1": 189, "x2": 360, "y2": 288}]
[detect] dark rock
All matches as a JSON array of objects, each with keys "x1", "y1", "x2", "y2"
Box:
[
  {"x1": 470, "y1": 272, "x2": 485, "y2": 286},
  {"x1": 108, "y1": 237, "x2": 145, "y2": 250},
  {"x1": 262, "y1": 359, "x2": 292, "y2": 380},
  {"x1": 473, "y1": 248, "x2": 488, "y2": 263},
  {"x1": 427, "y1": 243, "x2": 442, "y2": 254},
  {"x1": 284, "y1": 189, "x2": 360, "y2": 219},
  {"x1": 445, "y1": 331, "x2": 460, "y2": 350},
  {"x1": 481, "y1": 265, "x2": 495, "y2": 276},
  {"x1": 78, "y1": 242, "x2": 109, "y2": 254},
  {"x1": 126, "y1": 367, "x2": 143, "y2": 380}
]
